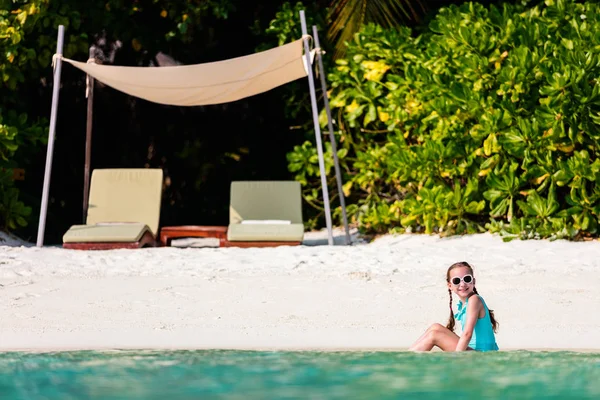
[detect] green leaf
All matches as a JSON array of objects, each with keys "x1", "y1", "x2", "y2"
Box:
[
  {"x1": 483, "y1": 133, "x2": 500, "y2": 156},
  {"x1": 363, "y1": 104, "x2": 377, "y2": 126}
]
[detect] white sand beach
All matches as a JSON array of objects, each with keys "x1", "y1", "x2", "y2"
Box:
[{"x1": 1, "y1": 230, "x2": 598, "y2": 352}]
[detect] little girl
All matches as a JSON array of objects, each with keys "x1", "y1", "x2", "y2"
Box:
[{"x1": 409, "y1": 261, "x2": 499, "y2": 352}]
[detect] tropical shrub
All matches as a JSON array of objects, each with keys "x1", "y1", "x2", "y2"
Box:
[
  {"x1": 289, "y1": 0, "x2": 600, "y2": 240},
  {"x1": 0, "y1": 1, "x2": 50, "y2": 230}
]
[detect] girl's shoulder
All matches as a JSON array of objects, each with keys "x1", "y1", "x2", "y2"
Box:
[{"x1": 466, "y1": 294, "x2": 483, "y2": 310}]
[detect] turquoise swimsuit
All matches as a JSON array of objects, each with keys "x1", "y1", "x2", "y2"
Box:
[{"x1": 455, "y1": 295, "x2": 499, "y2": 351}]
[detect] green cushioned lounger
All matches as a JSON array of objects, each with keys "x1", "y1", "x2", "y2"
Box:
[
  {"x1": 63, "y1": 169, "x2": 162, "y2": 247},
  {"x1": 63, "y1": 223, "x2": 150, "y2": 243},
  {"x1": 227, "y1": 181, "x2": 304, "y2": 242}
]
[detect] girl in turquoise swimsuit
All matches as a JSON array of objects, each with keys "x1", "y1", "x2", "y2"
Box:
[{"x1": 409, "y1": 261, "x2": 499, "y2": 352}]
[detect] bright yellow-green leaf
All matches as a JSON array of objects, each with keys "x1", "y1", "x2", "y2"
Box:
[
  {"x1": 378, "y1": 110, "x2": 390, "y2": 122},
  {"x1": 343, "y1": 180, "x2": 353, "y2": 197},
  {"x1": 28, "y1": 4, "x2": 39, "y2": 15},
  {"x1": 561, "y1": 38, "x2": 574, "y2": 50},
  {"x1": 330, "y1": 93, "x2": 346, "y2": 108},
  {"x1": 318, "y1": 109, "x2": 328, "y2": 127},
  {"x1": 483, "y1": 133, "x2": 500, "y2": 156},
  {"x1": 478, "y1": 168, "x2": 492, "y2": 177},
  {"x1": 364, "y1": 104, "x2": 377, "y2": 125},
  {"x1": 345, "y1": 100, "x2": 359, "y2": 113},
  {"x1": 556, "y1": 144, "x2": 575, "y2": 153},
  {"x1": 361, "y1": 60, "x2": 390, "y2": 81}
]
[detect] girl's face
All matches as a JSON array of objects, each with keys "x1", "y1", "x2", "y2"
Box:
[{"x1": 447, "y1": 266, "x2": 476, "y2": 300}]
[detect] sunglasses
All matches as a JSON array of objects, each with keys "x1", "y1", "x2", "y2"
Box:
[{"x1": 450, "y1": 274, "x2": 473, "y2": 285}]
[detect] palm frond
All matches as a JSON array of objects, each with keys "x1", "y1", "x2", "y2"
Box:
[{"x1": 327, "y1": 0, "x2": 425, "y2": 59}]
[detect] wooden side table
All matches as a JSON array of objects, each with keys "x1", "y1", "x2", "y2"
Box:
[{"x1": 159, "y1": 225, "x2": 228, "y2": 246}]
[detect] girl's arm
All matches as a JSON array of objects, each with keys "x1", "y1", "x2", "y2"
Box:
[{"x1": 455, "y1": 295, "x2": 482, "y2": 351}]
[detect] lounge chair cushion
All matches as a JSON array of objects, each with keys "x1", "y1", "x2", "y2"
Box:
[
  {"x1": 227, "y1": 223, "x2": 304, "y2": 242},
  {"x1": 229, "y1": 181, "x2": 303, "y2": 224},
  {"x1": 63, "y1": 223, "x2": 150, "y2": 243},
  {"x1": 86, "y1": 169, "x2": 163, "y2": 236}
]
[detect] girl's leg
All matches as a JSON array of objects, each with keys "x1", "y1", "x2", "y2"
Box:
[
  {"x1": 408, "y1": 326, "x2": 435, "y2": 350},
  {"x1": 408, "y1": 323, "x2": 461, "y2": 352}
]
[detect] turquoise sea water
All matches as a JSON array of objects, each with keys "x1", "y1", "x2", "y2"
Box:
[{"x1": 1, "y1": 350, "x2": 599, "y2": 399}]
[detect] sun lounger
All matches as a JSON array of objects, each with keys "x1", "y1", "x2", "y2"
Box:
[
  {"x1": 225, "y1": 181, "x2": 304, "y2": 247},
  {"x1": 63, "y1": 168, "x2": 163, "y2": 250}
]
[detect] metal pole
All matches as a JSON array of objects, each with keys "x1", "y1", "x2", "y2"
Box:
[
  {"x1": 36, "y1": 25, "x2": 65, "y2": 247},
  {"x1": 83, "y1": 46, "x2": 95, "y2": 223},
  {"x1": 312, "y1": 25, "x2": 351, "y2": 246},
  {"x1": 300, "y1": 10, "x2": 334, "y2": 246}
]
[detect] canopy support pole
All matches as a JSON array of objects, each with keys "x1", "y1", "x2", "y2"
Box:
[
  {"x1": 83, "y1": 46, "x2": 96, "y2": 223},
  {"x1": 312, "y1": 26, "x2": 351, "y2": 246},
  {"x1": 300, "y1": 10, "x2": 334, "y2": 246},
  {"x1": 36, "y1": 25, "x2": 65, "y2": 247}
]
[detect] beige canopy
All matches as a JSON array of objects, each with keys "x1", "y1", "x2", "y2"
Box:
[
  {"x1": 58, "y1": 38, "x2": 312, "y2": 106},
  {"x1": 38, "y1": 16, "x2": 349, "y2": 248}
]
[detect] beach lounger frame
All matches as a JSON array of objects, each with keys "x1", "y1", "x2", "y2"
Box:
[
  {"x1": 62, "y1": 168, "x2": 163, "y2": 250},
  {"x1": 225, "y1": 181, "x2": 304, "y2": 247}
]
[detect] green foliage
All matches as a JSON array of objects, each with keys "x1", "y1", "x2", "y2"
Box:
[
  {"x1": 0, "y1": 177, "x2": 31, "y2": 230},
  {"x1": 0, "y1": 1, "x2": 51, "y2": 230},
  {"x1": 263, "y1": 2, "x2": 320, "y2": 47},
  {"x1": 290, "y1": 0, "x2": 600, "y2": 240}
]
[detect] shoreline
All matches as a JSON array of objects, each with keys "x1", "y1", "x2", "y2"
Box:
[{"x1": 3, "y1": 347, "x2": 599, "y2": 353}]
